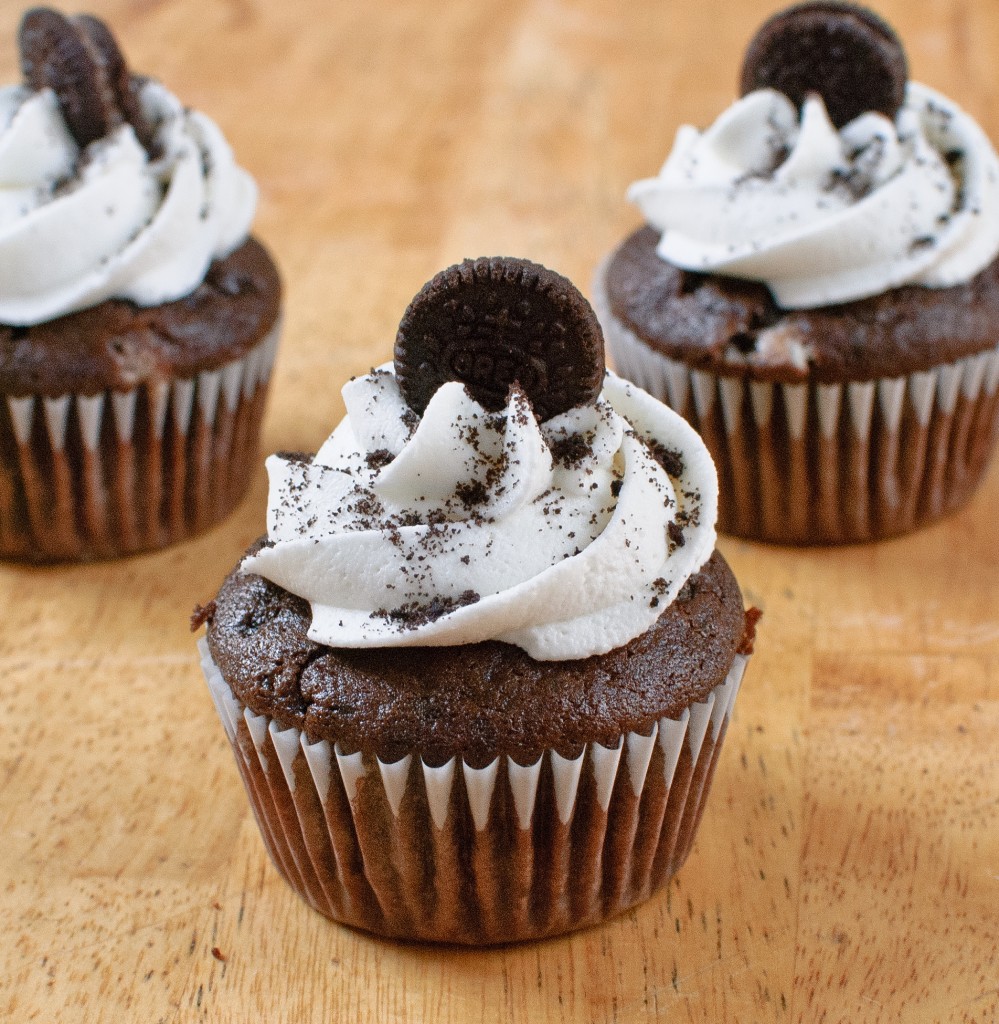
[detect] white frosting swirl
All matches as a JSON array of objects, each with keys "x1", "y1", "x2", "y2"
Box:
[
  {"x1": 243, "y1": 367, "x2": 718, "y2": 661},
  {"x1": 628, "y1": 83, "x2": 999, "y2": 309},
  {"x1": 0, "y1": 80, "x2": 256, "y2": 325}
]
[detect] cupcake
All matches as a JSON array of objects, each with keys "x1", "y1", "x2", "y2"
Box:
[
  {"x1": 595, "y1": 1, "x2": 999, "y2": 544},
  {"x1": 194, "y1": 257, "x2": 758, "y2": 945},
  {"x1": 0, "y1": 9, "x2": 281, "y2": 561}
]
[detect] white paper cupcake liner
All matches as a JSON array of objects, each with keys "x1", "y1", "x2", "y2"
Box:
[
  {"x1": 197, "y1": 637, "x2": 749, "y2": 944},
  {"x1": 0, "y1": 322, "x2": 280, "y2": 561},
  {"x1": 594, "y1": 280, "x2": 999, "y2": 543}
]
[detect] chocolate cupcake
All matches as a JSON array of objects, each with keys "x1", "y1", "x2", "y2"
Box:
[
  {"x1": 194, "y1": 257, "x2": 758, "y2": 945},
  {"x1": 595, "y1": 1, "x2": 999, "y2": 544},
  {"x1": 0, "y1": 9, "x2": 281, "y2": 561}
]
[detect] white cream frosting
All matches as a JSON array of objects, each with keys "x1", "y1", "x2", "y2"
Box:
[
  {"x1": 243, "y1": 366, "x2": 718, "y2": 661},
  {"x1": 0, "y1": 79, "x2": 256, "y2": 325},
  {"x1": 628, "y1": 83, "x2": 999, "y2": 309}
]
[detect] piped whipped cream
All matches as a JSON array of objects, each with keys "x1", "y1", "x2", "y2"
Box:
[
  {"x1": 628, "y1": 83, "x2": 999, "y2": 309},
  {"x1": 0, "y1": 80, "x2": 256, "y2": 325},
  {"x1": 243, "y1": 367, "x2": 718, "y2": 661}
]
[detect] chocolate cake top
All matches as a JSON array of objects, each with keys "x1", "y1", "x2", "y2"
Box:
[
  {"x1": 0, "y1": 238, "x2": 280, "y2": 397},
  {"x1": 603, "y1": 226, "x2": 999, "y2": 383},
  {"x1": 203, "y1": 547, "x2": 751, "y2": 768}
]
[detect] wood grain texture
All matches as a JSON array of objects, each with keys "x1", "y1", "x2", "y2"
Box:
[{"x1": 0, "y1": 0, "x2": 997, "y2": 1020}]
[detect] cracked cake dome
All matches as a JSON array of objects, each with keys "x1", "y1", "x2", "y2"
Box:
[
  {"x1": 594, "y1": 0, "x2": 999, "y2": 544},
  {"x1": 194, "y1": 256, "x2": 758, "y2": 945},
  {"x1": 0, "y1": 8, "x2": 281, "y2": 561}
]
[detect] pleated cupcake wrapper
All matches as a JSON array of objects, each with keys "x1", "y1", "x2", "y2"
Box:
[
  {"x1": 594, "y1": 282, "x2": 999, "y2": 543},
  {"x1": 0, "y1": 322, "x2": 280, "y2": 561},
  {"x1": 197, "y1": 637, "x2": 748, "y2": 945}
]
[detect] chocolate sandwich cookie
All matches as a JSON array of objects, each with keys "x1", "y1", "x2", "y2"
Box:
[
  {"x1": 19, "y1": 7, "x2": 152, "y2": 151},
  {"x1": 395, "y1": 256, "x2": 605, "y2": 421},
  {"x1": 740, "y1": 0, "x2": 907, "y2": 128}
]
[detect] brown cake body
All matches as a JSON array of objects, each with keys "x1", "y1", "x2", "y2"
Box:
[
  {"x1": 199, "y1": 548, "x2": 754, "y2": 944},
  {"x1": 1, "y1": 238, "x2": 280, "y2": 396},
  {"x1": 598, "y1": 227, "x2": 999, "y2": 544},
  {"x1": 0, "y1": 238, "x2": 281, "y2": 561},
  {"x1": 605, "y1": 226, "x2": 999, "y2": 383},
  {"x1": 207, "y1": 547, "x2": 747, "y2": 765}
]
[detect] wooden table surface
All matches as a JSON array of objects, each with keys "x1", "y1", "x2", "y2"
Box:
[{"x1": 2, "y1": 0, "x2": 997, "y2": 1021}]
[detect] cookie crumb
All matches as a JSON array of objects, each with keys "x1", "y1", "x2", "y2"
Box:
[{"x1": 190, "y1": 601, "x2": 216, "y2": 631}]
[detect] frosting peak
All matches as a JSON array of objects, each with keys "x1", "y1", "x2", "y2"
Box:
[
  {"x1": 628, "y1": 83, "x2": 999, "y2": 309},
  {"x1": 243, "y1": 367, "x2": 718, "y2": 661},
  {"x1": 0, "y1": 79, "x2": 256, "y2": 325}
]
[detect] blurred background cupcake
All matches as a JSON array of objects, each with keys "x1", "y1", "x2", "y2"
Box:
[
  {"x1": 0, "y1": 8, "x2": 281, "y2": 561},
  {"x1": 595, "y1": 0, "x2": 999, "y2": 544},
  {"x1": 195, "y1": 257, "x2": 758, "y2": 945}
]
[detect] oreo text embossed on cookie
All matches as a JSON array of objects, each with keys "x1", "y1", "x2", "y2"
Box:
[{"x1": 394, "y1": 257, "x2": 605, "y2": 422}]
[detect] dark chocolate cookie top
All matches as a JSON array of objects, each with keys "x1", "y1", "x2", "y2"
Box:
[
  {"x1": 18, "y1": 7, "x2": 153, "y2": 152},
  {"x1": 739, "y1": 1, "x2": 908, "y2": 128},
  {"x1": 394, "y1": 257, "x2": 605, "y2": 422}
]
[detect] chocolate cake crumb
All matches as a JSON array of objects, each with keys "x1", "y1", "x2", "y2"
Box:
[
  {"x1": 909, "y1": 235, "x2": 936, "y2": 254},
  {"x1": 190, "y1": 601, "x2": 216, "y2": 630},
  {"x1": 738, "y1": 607, "x2": 763, "y2": 655},
  {"x1": 347, "y1": 491, "x2": 385, "y2": 524},
  {"x1": 401, "y1": 408, "x2": 420, "y2": 435},
  {"x1": 648, "y1": 577, "x2": 671, "y2": 609}
]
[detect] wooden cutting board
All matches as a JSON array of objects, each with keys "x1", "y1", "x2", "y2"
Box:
[{"x1": 1, "y1": 0, "x2": 996, "y2": 1020}]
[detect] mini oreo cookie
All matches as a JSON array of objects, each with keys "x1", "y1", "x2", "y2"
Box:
[
  {"x1": 739, "y1": 1, "x2": 908, "y2": 129},
  {"x1": 19, "y1": 8, "x2": 151, "y2": 151},
  {"x1": 73, "y1": 13, "x2": 156, "y2": 153},
  {"x1": 395, "y1": 257, "x2": 606, "y2": 421}
]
